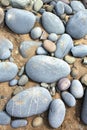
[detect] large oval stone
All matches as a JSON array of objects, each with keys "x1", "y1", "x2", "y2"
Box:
[
  {"x1": 0, "y1": 62, "x2": 18, "y2": 82},
  {"x1": 5, "y1": 8, "x2": 36, "y2": 34},
  {"x1": 25, "y1": 55, "x2": 70, "y2": 83},
  {"x1": 48, "y1": 99, "x2": 66, "y2": 128},
  {"x1": 6, "y1": 86, "x2": 52, "y2": 118},
  {"x1": 66, "y1": 11, "x2": 87, "y2": 39},
  {"x1": 42, "y1": 12, "x2": 65, "y2": 34}
]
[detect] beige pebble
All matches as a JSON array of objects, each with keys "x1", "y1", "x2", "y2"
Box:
[
  {"x1": 32, "y1": 117, "x2": 43, "y2": 127},
  {"x1": 0, "y1": 8, "x2": 4, "y2": 24},
  {"x1": 71, "y1": 67, "x2": 79, "y2": 78},
  {"x1": 13, "y1": 86, "x2": 24, "y2": 95},
  {"x1": 43, "y1": 40, "x2": 56, "y2": 53},
  {"x1": 64, "y1": 55, "x2": 76, "y2": 64},
  {"x1": 1, "y1": 0, "x2": 10, "y2": 6}
]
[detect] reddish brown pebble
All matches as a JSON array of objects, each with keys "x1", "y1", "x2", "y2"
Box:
[{"x1": 43, "y1": 40, "x2": 56, "y2": 53}]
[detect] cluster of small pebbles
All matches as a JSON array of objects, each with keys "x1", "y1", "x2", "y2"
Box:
[{"x1": 0, "y1": 0, "x2": 87, "y2": 129}]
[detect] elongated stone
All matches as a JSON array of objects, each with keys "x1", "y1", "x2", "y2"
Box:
[
  {"x1": 25, "y1": 55, "x2": 70, "y2": 83},
  {"x1": 11, "y1": 119, "x2": 27, "y2": 128},
  {"x1": 6, "y1": 86, "x2": 52, "y2": 117},
  {"x1": 0, "y1": 62, "x2": 18, "y2": 82}
]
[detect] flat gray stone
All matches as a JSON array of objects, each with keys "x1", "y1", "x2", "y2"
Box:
[
  {"x1": 0, "y1": 62, "x2": 18, "y2": 82},
  {"x1": 6, "y1": 86, "x2": 52, "y2": 117},
  {"x1": 42, "y1": 12, "x2": 65, "y2": 34},
  {"x1": 19, "y1": 41, "x2": 42, "y2": 58},
  {"x1": 25, "y1": 55, "x2": 70, "y2": 83},
  {"x1": 48, "y1": 99, "x2": 66, "y2": 128},
  {"x1": 6, "y1": 8, "x2": 36, "y2": 34},
  {"x1": 0, "y1": 111, "x2": 11, "y2": 125}
]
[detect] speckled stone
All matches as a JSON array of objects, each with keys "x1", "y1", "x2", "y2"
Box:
[
  {"x1": 6, "y1": 86, "x2": 52, "y2": 117},
  {"x1": 66, "y1": 11, "x2": 87, "y2": 39},
  {"x1": 11, "y1": 119, "x2": 27, "y2": 128},
  {"x1": 6, "y1": 8, "x2": 36, "y2": 34},
  {"x1": 0, "y1": 62, "x2": 18, "y2": 82},
  {"x1": 0, "y1": 111, "x2": 11, "y2": 125},
  {"x1": 71, "y1": 45, "x2": 87, "y2": 57},
  {"x1": 32, "y1": 117, "x2": 43, "y2": 127},
  {"x1": 19, "y1": 41, "x2": 42, "y2": 58},
  {"x1": 30, "y1": 27, "x2": 42, "y2": 39},
  {"x1": 64, "y1": 55, "x2": 76, "y2": 64},
  {"x1": 57, "y1": 78, "x2": 70, "y2": 91},
  {"x1": 10, "y1": 0, "x2": 30, "y2": 8},
  {"x1": 48, "y1": 99, "x2": 66, "y2": 128},
  {"x1": 81, "y1": 89, "x2": 87, "y2": 124},
  {"x1": 55, "y1": 34, "x2": 73, "y2": 58},
  {"x1": 70, "y1": 80, "x2": 84, "y2": 99},
  {"x1": 18, "y1": 75, "x2": 28, "y2": 86},
  {"x1": 42, "y1": 12, "x2": 65, "y2": 34},
  {"x1": 61, "y1": 91, "x2": 76, "y2": 107},
  {"x1": 43, "y1": 40, "x2": 56, "y2": 52},
  {"x1": 25, "y1": 55, "x2": 70, "y2": 83}
]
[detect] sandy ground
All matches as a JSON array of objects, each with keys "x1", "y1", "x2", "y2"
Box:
[{"x1": 0, "y1": 19, "x2": 87, "y2": 130}]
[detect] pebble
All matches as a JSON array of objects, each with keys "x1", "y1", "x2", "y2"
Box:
[
  {"x1": 19, "y1": 41, "x2": 42, "y2": 58},
  {"x1": 82, "y1": 57, "x2": 87, "y2": 65},
  {"x1": 11, "y1": 119, "x2": 27, "y2": 128},
  {"x1": 70, "y1": 80, "x2": 84, "y2": 99},
  {"x1": 81, "y1": 89, "x2": 87, "y2": 124},
  {"x1": 0, "y1": 111, "x2": 11, "y2": 125},
  {"x1": 66, "y1": 11, "x2": 87, "y2": 39},
  {"x1": 57, "y1": 78, "x2": 71, "y2": 91},
  {"x1": 61, "y1": 91, "x2": 76, "y2": 107},
  {"x1": 0, "y1": 38, "x2": 13, "y2": 60},
  {"x1": 64, "y1": 55, "x2": 76, "y2": 64},
  {"x1": 18, "y1": 75, "x2": 29, "y2": 86},
  {"x1": 42, "y1": 12, "x2": 65, "y2": 34},
  {"x1": 33, "y1": 0, "x2": 43, "y2": 12},
  {"x1": 9, "y1": 79, "x2": 18, "y2": 86},
  {"x1": 48, "y1": 33, "x2": 58, "y2": 42},
  {"x1": 18, "y1": 66, "x2": 24, "y2": 77},
  {"x1": 70, "y1": 1, "x2": 85, "y2": 13},
  {"x1": 25, "y1": 55, "x2": 70, "y2": 83},
  {"x1": 39, "y1": 8, "x2": 46, "y2": 14},
  {"x1": 81, "y1": 74, "x2": 87, "y2": 86},
  {"x1": 30, "y1": 27, "x2": 42, "y2": 40},
  {"x1": 13, "y1": 86, "x2": 24, "y2": 95},
  {"x1": 55, "y1": 0, "x2": 69, "y2": 4},
  {"x1": 6, "y1": 8, "x2": 36, "y2": 34},
  {"x1": 40, "y1": 31, "x2": 47, "y2": 40},
  {"x1": 83, "y1": 0, "x2": 87, "y2": 8},
  {"x1": 43, "y1": 40, "x2": 56, "y2": 53},
  {"x1": 46, "y1": 5, "x2": 54, "y2": 12},
  {"x1": 0, "y1": 8, "x2": 4, "y2": 24},
  {"x1": 0, "y1": 62, "x2": 18, "y2": 82},
  {"x1": 36, "y1": 46, "x2": 48, "y2": 55},
  {"x1": 9, "y1": 57, "x2": 14, "y2": 62},
  {"x1": 32, "y1": 117, "x2": 43, "y2": 127},
  {"x1": 71, "y1": 67, "x2": 79, "y2": 78},
  {"x1": 50, "y1": 86, "x2": 56, "y2": 96},
  {"x1": 48, "y1": 99, "x2": 66, "y2": 128},
  {"x1": 42, "y1": 0, "x2": 52, "y2": 3},
  {"x1": 10, "y1": 0, "x2": 30, "y2": 8},
  {"x1": 71, "y1": 45, "x2": 87, "y2": 57},
  {"x1": 55, "y1": 34, "x2": 73, "y2": 58},
  {"x1": 6, "y1": 86, "x2": 52, "y2": 117},
  {"x1": 41, "y1": 82, "x2": 49, "y2": 88},
  {"x1": 55, "y1": 1, "x2": 72, "y2": 16},
  {"x1": 1, "y1": 0, "x2": 10, "y2": 6}
]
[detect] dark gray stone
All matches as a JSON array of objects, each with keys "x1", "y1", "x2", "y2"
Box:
[
  {"x1": 0, "y1": 62, "x2": 18, "y2": 82},
  {"x1": 19, "y1": 41, "x2": 42, "y2": 58},
  {"x1": 71, "y1": 45, "x2": 87, "y2": 57},
  {"x1": 66, "y1": 11, "x2": 87, "y2": 39},
  {"x1": 42, "y1": 12, "x2": 65, "y2": 34},
  {"x1": 48, "y1": 99, "x2": 66, "y2": 128},
  {"x1": 61, "y1": 91, "x2": 76, "y2": 107},
  {"x1": 25, "y1": 55, "x2": 70, "y2": 83},
  {"x1": 0, "y1": 111, "x2": 11, "y2": 125},
  {"x1": 6, "y1": 86, "x2": 52, "y2": 117},
  {"x1": 6, "y1": 8, "x2": 36, "y2": 34},
  {"x1": 11, "y1": 119, "x2": 27, "y2": 128},
  {"x1": 55, "y1": 34, "x2": 73, "y2": 58},
  {"x1": 81, "y1": 89, "x2": 87, "y2": 124}
]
